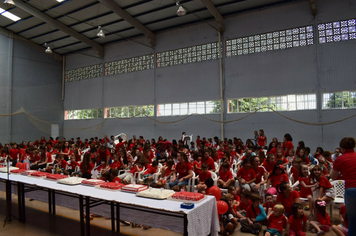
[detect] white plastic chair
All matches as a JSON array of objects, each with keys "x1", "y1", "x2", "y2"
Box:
[{"x1": 329, "y1": 180, "x2": 345, "y2": 218}]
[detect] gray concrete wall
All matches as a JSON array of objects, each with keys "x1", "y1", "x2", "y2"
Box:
[
  {"x1": 0, "y1": 34, "x2": 63, "y2": 143},
  {"x1": 59, "y1": 0, "x2": 356, "y2": 150}
]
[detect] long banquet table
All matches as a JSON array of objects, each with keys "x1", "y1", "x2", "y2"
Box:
[{"x1": 0, "y1": 172, "x2": 219, "y2": 236}]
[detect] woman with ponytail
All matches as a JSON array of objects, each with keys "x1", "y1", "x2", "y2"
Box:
[{"x1": 276, "y1": 181, "x2": 300, "y2": 218}]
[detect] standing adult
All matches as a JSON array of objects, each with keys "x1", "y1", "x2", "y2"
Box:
[{"x1": 330, "y1": 137, "x2": 356, "y2": 236}]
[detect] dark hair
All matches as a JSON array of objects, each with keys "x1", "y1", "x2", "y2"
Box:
[
  {"x1": 276, "y1": 181, "x2": 289, "y2": 194},
  {"x1": 292, "y1": 203, "x2": 303, "y2": 218},
  {"x1": 201, "y1": 162, "x2": 208, "y2": 169},
  {"x1": 284, "y1": 133, "x2": 293, "y2": 142},
  {"x1": 298, "y1": 141, "x2": 305, "y2": 149},
  {"x1": 242, "y1": 156, "x2": 251, "y2": 167},
  {"x1": 111, "y1": 168, "x2": 119, "y2": 177},
  {"x1": 305, "y1": 147, "x2": 311, "y2": 153},
  {"x1": 241, "y1": 191, "x2": 251, "y2": 199},
  {"x1": 250, "y1": 193, "x2": 261, "y2": 203},
  {"x1": 340, "y1": 137, "x2": 356, "y2": 150},
  {"x1": 316, "y1": 147, "x2": 324, "y2": 154},
  {"x1": 265, "y1": 193, "x2": 272, "y2": 199},
  {"x1": 315, "y1": 199, "x2": 326, "y2": 218},
  {"x1": 269, "y1": 161, "x2": 286, "y2": 179},
  {"x1": 221, "y1": 162, "x2": 230, "y2": 169},
  {"x1": 205, "y1": 177, "x2": 214, "y2": 188}
]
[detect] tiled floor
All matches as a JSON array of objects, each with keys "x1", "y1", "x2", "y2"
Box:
[{"x1": 0, "y1": 190, "x2": 340, "y2": 236}]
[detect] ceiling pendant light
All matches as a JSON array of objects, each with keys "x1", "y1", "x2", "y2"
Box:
[
  {"x1": 44, "y1": 43, "x2": 52, "y2": 54},
  {"x1": 97, "y1": 26, "x2": 105, "y2": 38},
  {"x1": 176, "y1": 2, "x2": 186, "y2": 16},
  {"x1": 3, "y1": 0, "x2": 15, "y2": 6}
]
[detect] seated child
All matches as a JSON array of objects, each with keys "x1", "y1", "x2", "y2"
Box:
[
  {"x1": 238, "y1": 191, "x2": 252, "y2": 217},
  {"x1": 240, "y1": 194, "x2": 266, "y2": 235},
  {"x1": 109, "y1": 154, "x2": 121, "y2": 170},
  {"x1": 331, "y1": 205, "x2": 348, "y2": 236},
  {"x1": 264, "y1": 204, "x2": 287, "y2": 236},
  {"x1": 285, "y1": 203, "x2": 307, "y2": 236},
  {"x1": 68, "y1": 155, "x2": 79, "y2": 175},
  {"x1": 143, "y1": 160, "x2": 158, "y2": 183},
  {"x1": 219, "y1": 198, "x2": 238, "y2": 236},
  {"x1": 218, "y1": 162, "x2": 234, "y2": 188},
  {"x1": 97, "y1": 159, "x2": 109, "y2": 174},
  {"x1": 309, "y1": 200, "x2": 331, "y2": 235},
  {"x1": 235, "y1": 157, "x2": 256, "y2": 194},
  {"x1": 197, "y1": 163, "x2": 212, "y2": 191},
  {"x1": 263, "y1": 193, "x2": 275, "y2": 215},
  {"x1": 118, "y1": 161, "x2": 144, "y2": 184}
]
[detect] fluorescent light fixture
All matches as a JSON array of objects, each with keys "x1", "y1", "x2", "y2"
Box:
[
  {"x1": 0, "y1": 7, "x2": 20, "y2": 22},
  {"x1": 56, "y1": 0, "x2": 65, "y2": 2}
]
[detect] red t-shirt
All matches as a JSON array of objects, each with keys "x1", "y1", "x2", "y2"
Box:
[
  {"x1": 298, "y1": 176, "x2": 312, "y2": 198},
  {"x1": 239, "y1": 200, "x2": 252, "y2": 211},
  {"x1": 144, "y1": 165, "x2": 156, "y2": 175},
  {"x1": 283, "y1": 141, "x2": 294, "y2": 156},
  {"x1": 257, "y1": 136, "x2": 267, "y2": 147},
  {"x1": 270, "y1": 173, "x2": 289, "y2": 187},
  {"x1": 263, "y1": 202, "x2": 275, "y2": 209},
  {"x1": 288, "y1": 214, "x2": 307, "y2": 232},
  {"x1": 9, "y1": 148, "x2": 19, "y2": 160},
  {"x1": 112, "y1": 177, "x2": 121, "y2": 183},
  {"x1": 291, "y1": 166, "x2": 299, "y2": 180},
  {"x1": 253, "y1": 166, "x2": 266, "y2": 184},
  {"x1": 110, "y1": 161, "x2": 121, "y2": 170},
  {"x1": 276, "y1": 156, "x2": 289, "y2": 164},
  {"x1": 246, "y1": 205, "x2": 262, "y2": 218},
  {"x1": 276, "y1": 190, "x2": 300, "y2": 214},
  {"x1": 317, "y1": 212, "x2": 331, "y2": 226},
  {"x1": 333, "y1": 149, "x2": 356, "y2": 189},
  {"x1": 219, "y1": 169, "x2": 233, "y2": 182},
  {"x1": 60, "y1": 160, "x2": 68, "y2": 169},
  {"x1": 69, "y1": 161, "x2": 79, "y2": 170},
  {"x1": 268, "y1": 214, "x2": 287, "y2": 233},
  {"x1": 318, "y1": 176, "x2": 332, "y2": 189},
  {"x1": 198, "y1": 171, "x2": 212, "y2": 183},
  {"x1": 237, "y1": 167, "x2": 256, "y2": 182},
  {"x1": 262, "y1": 160, "x2": 276, "y2": 173},
  {"x1": 339, "y1": 205, "x2": 348, "y2": 229},
  {"x1": 194, "y1": 160, "x2": 202, "y2": 175},
  {"x1": 202, "y1": 157, "x2": 215, "y2": 171},
  {"x1": 175, "y1": 162, "x2": 192, "y2": 179},
  {"x1": 97, "y1": 149, "x2": 111, "y2": 161}
]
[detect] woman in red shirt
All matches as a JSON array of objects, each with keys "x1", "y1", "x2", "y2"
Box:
[
  {"x1": 331, "y1": 137, "x2": 356, "y2": 236},
  {"x1": 169, "y1": 152, "x2": 193, "y2": 189},
  {"x1": 282, "y1": 133, "x2": 294, "y2": 158}
]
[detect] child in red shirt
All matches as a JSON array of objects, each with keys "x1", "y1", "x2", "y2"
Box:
[
  {"x1": 193, "y1": 154, "x2": 202, "y2": 176},
  {"x1": 218, "y1": 162, "x2": 234, "y2": 188},
  {"x1": 241, "y1": 194, "x2": 264, "y2": 235},
  {"x1": 265, "y1": 204, "x2": 288, "y2": 236},
  {"x1": 298, "y1": 164, "x2": 316, "y2": 219},
  {"x1": 263, "y1": 193, "x2": 275, "y2": 215},
  {"x1": 309, "y1": 165, "x2": 335, "y2": 203},
  {"x1": 262, "y1": 153, "x2": 276, "y2": 173},
  {"x1": 310, "y1": 200, "x2": 331, "y2": 235},
  {"x1": 196, "y1": 163, "x2": 212, "y2": 191},
  {"x1": 239, "y1": 191, "x2": 252, "y2": 216},
  {"x1": 290, "y1": 158, "x2": 302, "y2": 184},
  {"x1": 236, "y1": 157, "x2": 256, "y2": 194},
  {"x1": 285, "y1": 203, "x2": 307, "y2": 236},
  {"x1": 111, "y1": 169, "x2": 121, "y2": 183},
  {"x1": 331, "y1": 205, "x2": 348, "y2": 236},
  {"x1": 266, "y1": 163, "x2": 289, "y2": 195}
]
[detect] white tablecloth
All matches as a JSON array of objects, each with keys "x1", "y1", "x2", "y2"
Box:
[{"x1": 1, "y1": 174, "x2": 219, "y2": 236}]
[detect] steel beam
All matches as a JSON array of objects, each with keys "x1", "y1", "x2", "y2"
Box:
[
  {"x1": 200, "y1": 0, "x2": 225, "y2": 33},
  {"x1": 12, "y1": 0, "x2": 104, "y2": 57},
  {"x1": 98, "y1": 0, "x2": 156, "y2": 47}
]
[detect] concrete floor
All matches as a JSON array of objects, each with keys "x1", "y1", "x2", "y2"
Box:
[{"x1": 0, "y1": 190, "x2": 340, "y2": 236}]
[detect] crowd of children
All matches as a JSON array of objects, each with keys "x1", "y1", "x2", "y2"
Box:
[{"x1": 0, "y1": 132, "x2": 350, "y2": 235}]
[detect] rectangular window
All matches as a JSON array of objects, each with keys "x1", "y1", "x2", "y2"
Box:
[
  {"x1": 157, "y1": 100, "x2": 221, "y2": 116},
  {"x1": 64, "y1": 108, "x2": 103, "y2": 120},
  {"x1": 323, "y1": 91, "x2": 356, "y2": 109},
  {"x1": 228, "y1": 94, "x2": 316, "y2": 113},
  {"x1": 105, "y1": 105, "x2": 155, "y2": 118}
]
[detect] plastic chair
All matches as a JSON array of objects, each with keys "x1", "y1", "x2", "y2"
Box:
[{"x1": 329, "y1": 180, "x2": 345, "y2": 218}]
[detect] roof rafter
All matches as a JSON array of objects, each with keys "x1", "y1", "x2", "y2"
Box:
[
  {"x1": 98, "y1": 0, "x2": 156, "y2": 47},
  {"x1": 12, "y1": 0, "x2": 104, "y2": 57},
  {"x1": 200, "y1": 0, "x2": 225, "y2": 33}
]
